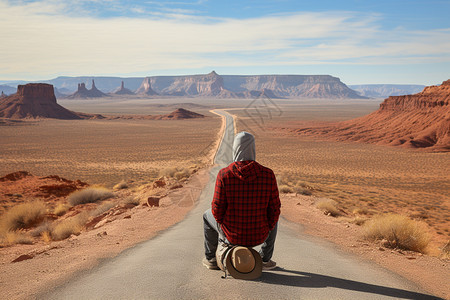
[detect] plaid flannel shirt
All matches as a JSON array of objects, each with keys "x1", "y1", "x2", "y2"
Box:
[{"x1": 212, "y1": 160, "x2": 281, "y2": 246}]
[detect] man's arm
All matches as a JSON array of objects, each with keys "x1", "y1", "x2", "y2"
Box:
[
  {"x1": 267, "y1": 172, "x2": 281, "y2": 230},
  {"x1": 212, "y1": 170, "x2": 227, "y2": 224}
]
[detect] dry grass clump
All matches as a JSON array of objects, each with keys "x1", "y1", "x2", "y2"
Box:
[
  {"x1": 160, "y1": 167, "x2": 192, "y2": 181},
  {"x1": 440, "y1": 241, "x2": 450, "y2": 259},
  {"x1": 1, "y1": 231, "x2": 33, "y2": 246},
  {"x1": 113, "y1": 180, "x2": 129, "y2": 190},
  {"x1": 279, "y1": 185, "x2": 294, "y2": 193},
  {"x1": 68, "y1": 187, "x2": 114, "y2": 206},
  {"x1": 316, "y1": 199, "x2": 341, "y2": 217},
  {"x1": 0, "y1": 201, "x2": 46, "y2": 232},
  {"x1": 51, "y1": 213, "x2": 89, "y2": 241},
  {"x1": 122, "y1": 196, "x2": 140, "y2": 207},
  {"x1": 363, "y1": 214, "x2": 431, "y2": 253},
  {"x1": 53, "y1": 203, "x2": 70, "y2": 216},
  {"x1": 159, "y1": 167, "x2": 178, "y2": 178}
]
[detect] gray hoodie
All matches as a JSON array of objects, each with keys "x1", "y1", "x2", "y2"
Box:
[{"x1": 232, "y1": 131, "x2": 255, "y2": 162}]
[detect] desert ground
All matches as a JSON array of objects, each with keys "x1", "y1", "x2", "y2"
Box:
[
  {"x1": 0, "y1": 96, "x2": 449, "y2": 298},
  {"x1": 232, "y1": 100, "x2": 449, "y2": 249}
]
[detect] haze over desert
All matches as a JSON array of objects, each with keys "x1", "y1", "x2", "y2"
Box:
[{"x1": 1, "y1": 0, "x2": 449, "y2": 299}]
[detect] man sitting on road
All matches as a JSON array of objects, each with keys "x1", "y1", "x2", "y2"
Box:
[{"x1": 203, "y1": 131, "x2": 281, "y2": 270}]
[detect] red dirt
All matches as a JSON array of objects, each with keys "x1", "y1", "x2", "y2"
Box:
[
  {"x1": 0, "y1": 171, "x2": 88, "y2": 214},
  {"x1": 285, "y1": 80, "x2": 450, "y2": 152}
]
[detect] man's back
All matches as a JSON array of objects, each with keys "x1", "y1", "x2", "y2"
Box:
[{"x1": 212, "y1": 160, "x2": 280, "y2": 246}]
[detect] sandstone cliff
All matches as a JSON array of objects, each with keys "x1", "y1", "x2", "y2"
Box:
[
  {"x1": 292, "y1": 80, "x2": 450, "y2": 151},
  {"x1": 0, "y1": 83, "x2": 82, "y2": 119},
  {"x1": 138, "y1": 71, "x2": 363, "y2": 99},
  {"x1": 136, "y1": 78, "x2": 158, "y2": 95}
]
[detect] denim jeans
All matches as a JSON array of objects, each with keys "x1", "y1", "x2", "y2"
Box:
[{"x1": 203, "y1": 209, "x2": 278, "y2": 262}]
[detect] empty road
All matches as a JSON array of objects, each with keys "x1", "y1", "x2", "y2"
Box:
[{"x1": 41, "y1": 110, "x2": 439, "y2": 299}]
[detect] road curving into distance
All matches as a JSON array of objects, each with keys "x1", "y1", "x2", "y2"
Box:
[{"x1": 41, "y1": 110, "x2": 439, "y2": 300}]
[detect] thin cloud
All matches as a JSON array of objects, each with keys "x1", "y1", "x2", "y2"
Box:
[{"x1": 0, "y1": 0, "x2": 449, "y2": 80}]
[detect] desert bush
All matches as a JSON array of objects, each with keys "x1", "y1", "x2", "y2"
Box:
[
  {"x1": 51, "y1": 213, "x2": 89, "y2": 241},
  {"x1": 113, "y1": 180, "x2": 129, "y2": 190},
  {"x1": 352, "y1": 207, "x2": 369, "y2": 215},
  {"x1": 90, "y1": 202, "x2": 116, "y2": 217},
  {"x1": 440, "y1": 241, "x2": 450, "y2": 259},
  {"x1": 31, "y1": 221, "x2": 52, "y2": 237},
  {"x1": 53, "y1": 203, "x2": 70, "y2": 216},
  {"x1": 159, "y1": 168, "x2": 177, "y2": 178},
  {"x1": 316, "y1": 199, "x2": 340, "y2": 217},
  {"x1": 1, "y1": 231, "x2": 33, "y2": 246},
  {"x1": 363, "y1": 214, "x2": 431, "y2": 253},
  {"x1": 174, "y1": 168, "x2": 190, "y2": 180},
  {"x1": 122, "y1": 196, "x2": 140, "y2": 207},
  {"x1": 279, "y1": 185, "x2": 293, "y2": 193},
  {"x1": 0, "y1": 201, "x2": 46, "y2": 232},
  {"x1": 68, "y1": 187, "x2": 114, "y2": 206},
  {"x1": 350, "y1": 216, "x2": 367, "y2": 226},
  {"x1": 293, "y1": 185, "x2": 312, "y2": 196}
]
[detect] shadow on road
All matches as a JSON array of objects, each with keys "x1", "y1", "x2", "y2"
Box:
[{"x1": 261, "y1": 268, "x2": 442, "y2": 299}]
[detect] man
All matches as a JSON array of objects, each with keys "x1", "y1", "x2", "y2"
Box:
[{"x1": 203, "y1": 131, "x2": 281, "y2": 270}]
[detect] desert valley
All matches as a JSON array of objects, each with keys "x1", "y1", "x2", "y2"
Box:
[{"x1": 0, "y1": 72, "x2": 449, "y2": 299}]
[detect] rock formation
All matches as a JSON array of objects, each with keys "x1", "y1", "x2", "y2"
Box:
[
  {"x1": 0, "y1": 91, "x2": 6, "y2": 98},
  {"x1": 0, "y1": 83, "x2": 83, "y2": 119},
  {"x1": 152, "y1": 108, "x2": 205, "y2": 120},
  {"x1": 136, "y1": 78, "x2": 159, "y2": 96},
  {"x1": 66, "y1": 80, "x2": 108, "y2": 99},
  {"x1": 291, "y1": 80, "x2": 450, "y2": 151},
  {"x1": 113, "y1": 81, "x2": 135, "y2": 95},
  {"x1": 137, "y1": 71, "x2": 363, "y2": 99}
]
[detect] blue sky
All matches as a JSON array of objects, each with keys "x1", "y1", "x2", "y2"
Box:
[{"x1": 0, "y1": 0, "x2": 449, "y2": 84}]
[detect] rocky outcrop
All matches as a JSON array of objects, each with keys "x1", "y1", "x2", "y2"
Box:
[
  {"x1": 66, "y1": 80, "x2": 108, "y2": 99},
  {"x1": 0, "y1": 83, "x2": 83, "y2": 119},
  {"x1": 0, "y1": 91, "x2": 6, "y2": 98},
  {"x1": 152, "y1": 108, "x2": 205, "y2": 120},
  {"x1": 113, "y1": 81, "x2": 135, "y2": 95},
  {"x1": 290, "y1": 80, "x2": 450, "y2": 151},
  {"x1": 136, "y1": 78, "x2": 158, "y2": 95}
]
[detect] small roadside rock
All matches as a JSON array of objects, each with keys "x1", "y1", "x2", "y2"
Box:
[{"x1": 12, "y1": 254, "x2": 34, "y2": 263}]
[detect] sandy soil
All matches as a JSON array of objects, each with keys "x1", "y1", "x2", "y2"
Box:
[
  {"x1": 0, "y1": 168, "x2": 210, "y2": 300},
  {"x1": 281, "y1": 193, "x2": 449, "y2": 299},
  {"x1": 0, "y1": 114, "x2": 220, "y2": 188}
]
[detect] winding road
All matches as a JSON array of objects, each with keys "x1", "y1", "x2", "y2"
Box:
[{"x1": 41, "y1": 110, "x2": 438, "y2": 299}]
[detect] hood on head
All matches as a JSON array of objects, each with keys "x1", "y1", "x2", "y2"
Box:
[{"x1": 232, "y1": 131, "x2": 255, "y2": 162}]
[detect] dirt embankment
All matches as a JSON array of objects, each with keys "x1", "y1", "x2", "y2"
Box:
[{"x1": 281, "y1": 80, "x2": 450, "y2": 152}]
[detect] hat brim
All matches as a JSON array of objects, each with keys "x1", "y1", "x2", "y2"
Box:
[{"x1": 225, "y1": 248, "x2": 262, "y2": 280}]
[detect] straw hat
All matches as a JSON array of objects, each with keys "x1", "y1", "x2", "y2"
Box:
[{"x1": 217, "y1": 245, "x2": 262, "y2": 280}]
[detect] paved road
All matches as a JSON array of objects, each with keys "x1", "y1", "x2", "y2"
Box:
[{"x1": 42, "y1": 110, "x2": 439, "y2": 299}]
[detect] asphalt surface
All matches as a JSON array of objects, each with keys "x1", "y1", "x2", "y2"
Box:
[{"x1": 41, "y1": 110, "x2": 439, "y2": 299}]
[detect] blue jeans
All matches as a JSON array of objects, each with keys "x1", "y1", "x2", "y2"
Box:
[{"x1": 203, "y1": 209, "x2": 278, "y2": 262}]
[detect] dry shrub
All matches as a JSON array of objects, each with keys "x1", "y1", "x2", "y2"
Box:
[
  {"x1": 113, "y1": 180, "x2": 129, "y2": 190},
  {"x1": 440, "y1": 241, "x2": 450, "y2": 259},
  {"x1": 316, "y1": 199, "x2": 340, "y2": 217},
  {"x1": 68, "y1": 187, "x2": 114, "y2": 206},
  {"x1": 350, "y1": 216, "x2": 367, "y2": 226},
  {"x1": 159, "y1": 168, "x2": 177, "y2": 178},
  {"x1": 90, "y1": 202, "x2": 115, "y2": 217},
  {"x1": 293, "y1": 185, "x2": 312, "y2": 196},
  {"x1": 123, "y1": 196, "x2": 140, "y2": 206},
  {"x1": 363, "y1": 214, "x2": 431, "y2": 253},
  {"x1": 31, "y1": 221, "x2": 52, "y2": 237},
  {"x1": 53, "y1": 203, "x2": 70, "y2": 216},
  {"x1": 279, "y1": 185, "x2": 293, "y2": 193},
  {"x1": 51, "y1": 213, "x2": 89, "y2": 241},
  {"x1": 1, "y1": 231, "x2": 33, "y2": 246},
  {"x1": 0, "y1": 201, "x2": 46, "y2": 232},
  {"x1": 174, "y1": 168, "x2": 190, "y2": 180},
  {"x1": 353, "y1": 207, "x2": 369, "y2": 215}
]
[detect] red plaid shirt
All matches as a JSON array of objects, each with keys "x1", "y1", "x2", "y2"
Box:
[{"x1": 212, "y1": 160, "x2": 281, "y2": 246}]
